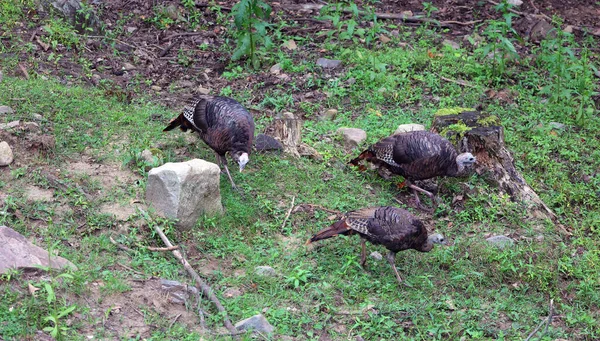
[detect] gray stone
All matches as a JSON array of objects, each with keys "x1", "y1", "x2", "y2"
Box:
[
  {"x1": 316, "y1": 58, "x2": 342, "y2": 69},
  {"x1": 0, "y1": 226, "x2": 77, "y2": 273},
  {"x1": 394, "y1": 123, "x2": 425, "y2": 134},
  {"x1": 126, "y1": 26, "x2": 137, "y2": 33},
  {"x1": 270, "y1": 63, "x2": 282, "y2": 74},
  {"x1": 337, "y1": 127, "x2": 367, "y2": 149},
  {"x1": 141, "y1": 149, "x2": 157, "y2": 165},
  {"x1": 443, "y1": 39, "x2": 460, "y2": 50},
  {"x1": 507, "y1": 0, "x2": 523, "y2": 5},
  {"x1": 549, "y1": 122, "x2": 566, "y2": 130},
  {"x1": 197, "y1": 86, "x2": 210, "y2": 95},
  {"x1": 223, "y1": 287, "x2": 243, "y2": 298},
  {"x1": 146, "y1": 159, "x2": 223, "y2": 228},
  {"x1": 254, "y1": 266, "x2": 276, "y2": 277},
  {"x1": 254, "y1": 134, "x2": 283, "y2": 152},
  {"x1": 529, "y1": 19, "x2": 556, "y2": 42},
  {"x1": 0, "y1": 106, "x2": 14, "y2": 115},
  {"x1": 122, "y1": 62, "x2": 136, "y2": 71},
  {"x1": 160, "y1": 278, "x2": 198, "y2": 305},
  {"x1": 0, "y1": 70, "x2": 3, "y2": 83},
  {"x1": 23, "y1": 121, "x2": 40, "y2": 133},
  {"x1": 46, "y1": 0, "x2": 101, "y2": 33},
  {"x1": 370, "y1": 251, "x2": 383, "y2": 261},
  {"x1": 177, "y1": 80, "x2": 194, "y2": 88},
  {"x1": 151, "y1": 85, "x2": 162, "y2": 91},
  {"x1": 0, "y1": 141, "x2": 14, "y2": 166},
  {"x1": 320, "y1": 109, "x2": 338, "y2": 121},
  {"x1": 235, "y1": 314, "x2": 275, "y2": 334},
  {"x1": 486, "y1": 235, "x2": 514, "y2": 249},
  {"x1": 31, "y1": 113, "x2": 44, "y2": 120}
]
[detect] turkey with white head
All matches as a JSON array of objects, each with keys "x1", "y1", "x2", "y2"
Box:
[
  {"x1": 350, "y1": 130, "x2": 476, "y2": 209},
  {"x1": 164, "y1": 95, "x2": 255, "y2": 190}
]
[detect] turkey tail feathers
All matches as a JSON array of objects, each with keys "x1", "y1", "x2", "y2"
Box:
[
  {"x1": 163, "y1": 114, "x2": 184, "y2": 132},
  {"x1": 306, "y1": 220, "x2": 351, "y2": 245}
]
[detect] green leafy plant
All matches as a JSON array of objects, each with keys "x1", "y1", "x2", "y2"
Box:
[
  {"x1": 231, "y1": 0, "x2": 272, "y2": 69},
  {"x1": 285, "y1": 266, "x2": 313, "y2": 289}
]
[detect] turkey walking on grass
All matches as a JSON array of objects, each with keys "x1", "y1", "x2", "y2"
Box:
[
  {"x1": 349, "y1": 131, "x2": 476, "y2": 209},
  {"x1": 164, "y1": 95, "x2": 255, "y2": 190},
  {"x1": 306, "y1": 206, "x2": 446, "y2": 286}
]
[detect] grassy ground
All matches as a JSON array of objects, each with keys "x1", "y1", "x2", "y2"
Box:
[{"x1": 1, "y1": 1, "x2": 600, "y2": 340}]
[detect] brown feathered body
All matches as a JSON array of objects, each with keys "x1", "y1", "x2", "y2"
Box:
[
  {"x1": 350, "y1": 131, "x2": 462, "y2": 181},
  {"x1": 307, "y1": 206, "x2": 433, "y2": 253},
  {"x1": 164, "y1": 95, "x2": 255, "y2": 159}
]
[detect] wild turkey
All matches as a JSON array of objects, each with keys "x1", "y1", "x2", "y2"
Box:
[
  {"x1": 306, "y1": 206, "x2": 446, "y2": 286},
  {"x1": 164, "y1": 95, "x2": 255, "y2": 190},
  {"x1": 349, "y1": 131, "x2": 476, "y2": 209}
]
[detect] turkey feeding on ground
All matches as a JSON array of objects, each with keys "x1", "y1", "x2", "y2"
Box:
[
  {"x1": 306, "y1": 206, "x2": 446, "y2": 286},
  {"x1": 349, "y1": 131, "x2": 476, "y2": 209},
  {"x1": 164, "y1": 95, "x2": 255, "y2": 190}
]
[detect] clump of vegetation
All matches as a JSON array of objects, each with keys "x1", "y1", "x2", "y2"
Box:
[
  {"x1": 231, "y1": 0, "x2": 273, "y2": 69},
  {"x1": 434, "y1": 107, "x2": 476, "y2": 116}
]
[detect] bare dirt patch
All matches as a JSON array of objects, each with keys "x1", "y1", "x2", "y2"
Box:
[{"x1": 82, "y1": 278, "x2": 203, "y2": 339}]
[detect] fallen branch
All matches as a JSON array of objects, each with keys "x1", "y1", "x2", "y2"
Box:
[
  {"x1": 147, "y1": 245, "x2": 180, "y2": 252},
  {"x1": 280, "y1": 196, "x2": 296, "y2": 232},
  {"x1": 169, "y1": 313, "x2": 182, "y2": 329},
  {"x1": 158, "y1": 39, "x2": 181, "y2": 57},
  {"x1": 150, "y1": 223, "x2": 239, "y2": 339},
  {"x1": 440, "y1": 76, "x2": 479, "y2": 89},
  {"x1": 525, "y1": 299, "x2": 554, "y2": 341},
  {"x1": 109, "y1": 236, "x2": 134, "y2": 253}
]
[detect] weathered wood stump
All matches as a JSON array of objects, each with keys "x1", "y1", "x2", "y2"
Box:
[
  {"x1": 431, "y1": 111, "x2": 557, "y2": 222},
  {"x1": 267, "y1": 112, "x2": 303, "y2": 157}
]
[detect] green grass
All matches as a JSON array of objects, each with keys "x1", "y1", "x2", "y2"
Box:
[{"x1": 1, "y1": 0, "x2": 600, "y2": 340}]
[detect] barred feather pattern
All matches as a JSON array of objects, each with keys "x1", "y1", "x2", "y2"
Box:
[{"x1": 341, "y1": 206, "x2": 430, "y2": 253}]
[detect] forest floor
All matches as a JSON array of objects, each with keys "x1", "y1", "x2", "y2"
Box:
[{"x1": 1, "y1": 0, "x2": 599, "y2": 340}]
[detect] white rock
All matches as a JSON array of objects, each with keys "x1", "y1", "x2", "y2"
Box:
[
  {"x1": 394, "y1": 124, "x2": 425, "y2": 134},
  {"x1": 122, "y1": 62, "x2": 136, "y2": 71},
  {"x1": 146, "y1": 159, "x2": 223, "y2": 228},
  {"x1": 337, "y1": 127, "x2": 367, "y2": 149},
  {"x1": 31, "y1": 113, "x2": 44, "y2": 120},
  {"x1": 0, "y1": 106, "x2": 14, "y2": 115},
  {"x1": 486, "y1": 235, "x2": 514, "y2": 249},
  {"x1": 235, "y1": 314, "x2": 275, "y2": 334},
  {"x1": 0, "y1": 141, "x2": 14, "y2": 166},
  {"x1": 370, "y1": 251, "x2": 383, "y2": 261},
  {"x1": 0, "y1": 226, "x2": 77, "y2": 273},
  {"x1": 507, "y1": 0, "x2": 523, "y2": 5},
  {"x1": 254, "y1": 266, "x2": 276, "y2": 277},
  {"x1": 151, "y1": 85, "x2": 162, "y2": 91},
  {"x1": 316, "y1": 58, "x2": 342, "y2": 69},
  {"x1": 270, "y1": 63, "x2": 282, "y2": 74}
]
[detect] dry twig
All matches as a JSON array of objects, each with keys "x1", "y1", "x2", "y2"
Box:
[
  {"x1": 150, "y1": 223, "x2": 239, "y2": 339},
  {"x1": 109, "y1": 236, "x2": 134, "y2": 253},
  {"x1": 295, "y1": 203, "x2": 342, "y2": 215},
  {"x1": 147, "y1": 245, "x2": 180, "y2": 252},
  {"x1": 280, "y1": 196, "x2": 296, "y2": 232},
  {"x1": 525, "y1": 299, "x2": 554, "y2": 341},
  {"x1": 440, "y1": 76, "x2": 478, "y2": 88}
]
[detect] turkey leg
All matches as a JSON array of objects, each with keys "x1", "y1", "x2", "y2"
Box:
[
  {"x1": 385, "y1": 251, "x2": 404, "y2": 286},
  {"x1": 407, "y1": 183, "x2": 437, "y2": 211},
  {"x1": 216, "y1": 154, "x2": 238, "y2": 190},
  {"x1": 360, "y1": 239, "x2": 367, "y2": 268}
]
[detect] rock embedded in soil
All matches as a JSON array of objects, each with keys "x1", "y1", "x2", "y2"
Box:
[
  {"x1": 0, "y1": 106, "x2": 14, "y2": 115},
  {"x1": 270, "y1": 63, "x2": 282, "y2": 74},
  {"x1": 146, "y1": 159, "x2": 223, "y2": 228},
  {"x1": 0, "y1": 141, "x2": 14, "y2": 166},
  {"x1": 486, "y1": 235, "x2": 514, "y2": 249},
  {"x1": 337, "y1": 127, "x2": 367, "y2": 149},
  {"x1": 370, "y1": 251, "x2": 383, "y2": 261},
  {"x1": 254, "y1": 266, "x2": 276, "y2": 277},
  {"x1": 0, "y1": 225, "x2": 77, "y2": 273},
  {"x1": 394, "y1": 123, "x2": 425, "y2": 134},
  {"x1": 235, "y1": 314, "x2": 275, "y2": 334},
  {"x1": 316, "y1": 58, "x2": 342, "y2": 69},
  {"x1": 254, "y1": 133, "x2": 283, "y2": 152},
  {"x1": 320, "y1": 108, "x2": 338, "y2": 121},
  {"x1": 160, "y1": 278, "x2": 198, "y2": 305},
  {"x1": 442, "y1": 39, "x2": 460, "y2": 50}
]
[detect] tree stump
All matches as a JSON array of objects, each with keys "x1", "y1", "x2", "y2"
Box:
[
  {"x1": 431, "y1": 111, "x2": 557, "y2": 222},
  {"x1": 266, "y1": 112, "x2": 303, "y2": 157}
]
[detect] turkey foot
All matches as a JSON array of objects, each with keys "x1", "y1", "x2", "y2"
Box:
[
  {"x1": 359, "y1": 239, "x2": 372, "y2": 274},
  {"x1": 386, "y1": 252, "x2": 412, "y2": 288},
  {"x1": 408, "y1": 183, "x2": 437, "y2": 212},
  {"x1": 216, "y1": 154, "x2": 239, "y2": 191}
]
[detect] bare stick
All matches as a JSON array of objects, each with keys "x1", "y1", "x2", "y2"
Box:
[
  {"x1": 280, "y1": 196, "x2": 296, "y2": 232},
  {"x1": 158, "y1": 39, "x2": 180, "y2": 57},
  {"x1": 524, "y1": 299, "x2": 554, "y2": 341},
  {"x1": 147, "y1": 245, "x2": 180, "y2": 251},
  {"x1": 115, "y1": 262, "x2": 145, "y2": 276},
  {"x1": 150, "y1": 223, "x2": 239, "y2": 339},
  {"x1": 109, "y1": 236, "x2": 134, "y2": 253},
  {"x1": 169, "y1": 313, "x2": 182, "y2": 329},
  {"x1": 441, "y1": 76, "x2": 478, "y2": 88}
]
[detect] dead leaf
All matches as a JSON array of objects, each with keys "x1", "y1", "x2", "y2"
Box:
[
  {"x1": 36, "y1": 37, "x2": 50, "y2": 51},
  {"x1": 379, "y1": 34, "x2": 391, "y2": 43},
  {"x1": 28, "y1": 283, "x2": 40, "y2": 296},
  {"x1": 283, "y1": 39, "x2": 297, "y2": 50}
]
